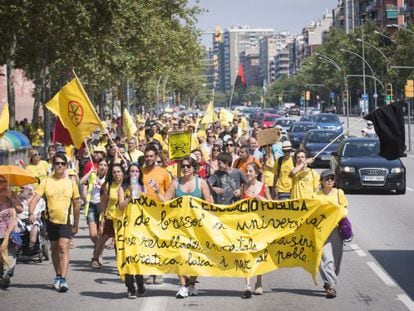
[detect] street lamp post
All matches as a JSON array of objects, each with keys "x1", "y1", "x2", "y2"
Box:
[
  {"x1": 314, "y1": 52, "x2": 350, "y2": 128},
  {"x1": 340, "y1": 48, "x2": 379, "y2": 110},
  {"x1": 362, "y1": 21, "x2": 367, "y2": 115}
]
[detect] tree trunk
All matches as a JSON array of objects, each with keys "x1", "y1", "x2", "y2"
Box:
[
  {"x1": 6, "y1": 35, "x2": 16, "y2": 128},
  {"x1": 6, "y1": 61, "x2": 15, "y2": 128},
  {"x1": 32, "y1": 82, "x2": 41, "y2": 124}
]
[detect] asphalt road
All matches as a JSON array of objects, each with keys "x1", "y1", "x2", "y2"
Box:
[{"x1": 2, "y1": 114, "x2": 414, "y2": 311}]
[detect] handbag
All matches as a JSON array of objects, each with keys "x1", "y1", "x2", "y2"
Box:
[
  {"x1": 10, "y1": 230, "x2": 22, "y2": 246},
  {"x1": 337, "y1": 189, "x2": 354, "y2": 241},
  {"x1": 339, "y1": 217, "x2": 353, "y2": 241}
]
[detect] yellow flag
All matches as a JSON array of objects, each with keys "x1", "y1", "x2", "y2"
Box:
[
  {"x1": 0, "y1": 104, "x2": 9, "y2": 135},
  {"x1": 219, "y1": 108, "x2": 234, "y2": 126},
  {"x1": 122, "y1": 108, "x2": 137, "y2": 140},
  {"x1": 45, "y1": 77, "x2": 101, "y2": 148},
  {"x1": 200, "y1": 101, "x2": 217, "y2": 125}
]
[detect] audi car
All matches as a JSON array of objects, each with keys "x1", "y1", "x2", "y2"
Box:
[{"x1": 330, "y1": 137, "x2": 406, "y2": 194}]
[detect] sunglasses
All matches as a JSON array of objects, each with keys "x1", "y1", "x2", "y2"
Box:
[
  {"x1": 54, "y1": 161, "x2": 67, "y2": 166},
  {"x1": 32, "y1": 153, "x2": 40, "y2": 157},
  {"x1": 226, "y1": 144, "x2": 234, "y2": 147},
  {"x1": 323, "y1": 176, "x2": 335, "y2": 181},
  {"x1": 157, "y1": 161, "x2": 163, "y2": 164},
  {"x1": 182, "y1": 164, "x2": 192, "y2": 169}
]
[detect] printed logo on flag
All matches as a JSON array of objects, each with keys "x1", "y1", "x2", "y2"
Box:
[{"x1": 68, "y1": 100, "x2": 84, "y2": 126}]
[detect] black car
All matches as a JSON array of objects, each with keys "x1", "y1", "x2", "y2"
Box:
[
  {"x1": 330, "y1": 137, "x2": 406, "y2": 194},
  {"x1": 299, "y1": 130, "x2": 343, "y2": 168}
]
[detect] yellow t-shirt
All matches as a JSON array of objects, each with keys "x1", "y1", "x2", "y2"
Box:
[
  {"x1": 127, "y1": 149, "x2": 144, "y2": 163},
  {"x1": 105, "y1": 183, "x2": 122, "y2": 220},
  {"x1": 313, "y1": 188, "x2": 349, "y2": 207},
  {"x1": 35, "y1": 176, "x2": 80, "y2": 225},
  {"x1": 273, "y1": 157, "x2": 294, "y2": 193},
  {"x1": 290, "y1": 169, "x2": 320, "y2": 200},
  {"x1": 26, "y1": 160, "x2": 49, "y2": 186}
]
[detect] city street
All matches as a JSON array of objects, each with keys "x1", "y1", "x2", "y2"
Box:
[{"x1": 2, "y1": 116, "x2": 414, "y2": 311}]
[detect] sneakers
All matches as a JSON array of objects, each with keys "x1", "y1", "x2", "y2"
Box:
[
  {"x1": 254, "y1": 284, "x2": 263, "y2": 295},
  {"x1": 145, "y1": 275, "x2": 154, "y2": 284},
  {"x1": 188, "y1": 284, "x2": 198, "y2": 296},
  {"x1": 0, "y1": 275, "x2": 11, "y2": 289},
  {"x1": 137, "y1": 283, "x2": 146, "y2": 296},
  {"x1": 128, "y1": 290, "x2": 137, "y2": 299},
  {"x1": 59, "y1": 279, "x2": 69, "y2": 293},
  {"x1": 53, "y1": 276, "x2": 61, "y2": 290},
  {"x1": 176, "y1": 286, "x2": 188, "y2": 299},
  {"x1": 153, "y1": 275, "x2": 163, "y2": 285},
  {"x1": 91, "y1": 258, "x2": 102, "y2": 269},
  {"x1": 242, "y1": 285, "x2": 252, "y2": 299}
]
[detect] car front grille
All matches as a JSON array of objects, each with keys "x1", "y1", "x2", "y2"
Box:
[{"x1": 359, "y1": 168, "x2": 388, "y2": 186}]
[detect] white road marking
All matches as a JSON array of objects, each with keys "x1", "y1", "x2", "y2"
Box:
[
  {"x1": 140, "y1": 296, "x2": 168, "y2": 311},
  {"x1": 367, "y1": 261, "x2": 397, "y2": 287},
  {"x1": 407, "y1": 187, "x2": 413, "y2": 192},
  {"x1": 397, "y1": 294, "x2": 414, "y2": 311},
  {"x1": 349, "y1": 244, "x2": 367, "y2": 257}
]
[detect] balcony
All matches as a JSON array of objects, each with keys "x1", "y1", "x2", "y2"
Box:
[{"x1": 365, "y1": 0, "x2": 379, "y2": 13}]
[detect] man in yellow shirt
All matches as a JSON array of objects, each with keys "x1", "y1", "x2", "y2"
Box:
[
  {"x1": 126, "y1": 137, "x2": 144, "y2": 163},
  {"x1": 271, "y1": 141, "x2": 295, "y2": 200},
  {"x1": 28, "y1": 154, "x2": 80, "y2": 293},
  {"x1": 289, "y1": 148, "x2": 320, "y2": 199}
]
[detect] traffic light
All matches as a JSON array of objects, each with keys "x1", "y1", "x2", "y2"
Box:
[
  {"x1": 386, "y1": 83, "x2": 393, "y2": 100},
  {"x1": 343, "y1": 90, "x2": 348, "y2": 103},
  {"x1": 305, "y1": 91, "x2": 310, "y2": 101},
  {"x1": 214, "y1": 25, "x2": 222, "y2": 42},
  {"x1": 301, "y1": 91, "x2": 305, "y2": 99},
  {"x1": 405, "y1": 80, "x2": 414, "y2": 98}
]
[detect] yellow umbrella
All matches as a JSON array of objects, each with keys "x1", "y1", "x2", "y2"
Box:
[{"x1": 0, "y1": 165, "x2": 37, "y2": 186}]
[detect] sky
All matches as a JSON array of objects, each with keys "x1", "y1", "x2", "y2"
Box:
[{"x1": 190, "y1": 0, "x2": 338, "y2": 47}]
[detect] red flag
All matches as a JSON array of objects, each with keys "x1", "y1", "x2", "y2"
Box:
[
  {"x1": 235, "y1": 64, "x2": 246, "y2": 89},
  {"x1": 53, "y1": 118, "x2": 74, "y2": 146}
]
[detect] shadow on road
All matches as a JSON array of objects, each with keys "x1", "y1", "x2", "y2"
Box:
[
  {"x1": 270, "y1": 287, "x2": 325, "y2": 297},
  {"x1": 10, "y1": 283, "x2": 52, "y2": 291},
  {"x1": 369, "y1": 250, "x2": 414, "y2": 300},
  {"x1": 80, "y1": 290, "x2": 127, "y2": 299}
]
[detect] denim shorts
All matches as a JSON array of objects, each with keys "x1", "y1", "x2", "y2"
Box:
[{"x1": 86, "y1": 202, "x2": 101, "y2": 224}]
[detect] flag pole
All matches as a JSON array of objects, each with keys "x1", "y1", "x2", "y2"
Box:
[
  {"x1": 228, "y1": 83, "x2": 235, "y2": 109},
  {"x1": 71, "y1": 69, "x2": 102, "y2": 124},
  {"x1": 83, "y1": 139, "x2": 95, "y2": 164},
  {"x1": 312, "y1": 118, "x2": 366, "y2": 160}
]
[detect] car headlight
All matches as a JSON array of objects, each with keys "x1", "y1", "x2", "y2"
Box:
[
  {"x1": 293, "y1": 137, "x2": 299, "y2": 141},
  {"x1": 339, "y1": 166, "x2": 355, "y2": 173},
  {"x1": 336, "y1": 125, "x2": 343, "y2": 130},
  {"x1": 390, "y1": 167, "x2": 404, "y2": 173}
]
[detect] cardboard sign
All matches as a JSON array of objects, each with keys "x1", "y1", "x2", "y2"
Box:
[
  {"x1": 256, "y1": 128, "x2": 281, "y2": 146},
  {"x1": 168, "y1": 131, "x2": 192, "y2": 160}
]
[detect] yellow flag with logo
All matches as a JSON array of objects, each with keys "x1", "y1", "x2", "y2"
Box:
[
  {"x1": 45, "y1": 77, "x2": 101, "y2": 148},
  {"x1": 0, "y1": 104, "x2": 9, "y2": 136},
  {"x1": 122, "y1": 108, "x2": 137, "y2": 140}
]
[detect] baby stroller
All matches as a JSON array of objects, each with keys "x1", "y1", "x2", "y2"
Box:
[{"x1": 17, "y1": 217, "x2": 50, "y2": 262}]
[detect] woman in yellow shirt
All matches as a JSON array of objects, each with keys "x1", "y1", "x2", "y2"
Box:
[
  {"x1": 313, "y1": 169, "x2": 349, "y2": 299},
  {"x1": 289, "y1": 149, "x2": 319, "y2": 199},
  {"x1": 92, "y1": 163, "x2": 126, "y2": 269},
  {"x1": 26, "y1": 149, "x2": 49, "y2": 187}
]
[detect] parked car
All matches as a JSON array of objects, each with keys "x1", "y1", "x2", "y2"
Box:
[
  {"x1": 260, "y1": 113, "x2": 281, "y2": 128},
  {"x1": 330, "y1": 137, "x2": 406, "y2": 194},
  {"x1": 313, "y1": 113, "x2": 343, "y2": 135},
  {"x1": 300, "y1": 115, "x2": 317, "y2": 122},
  {"x1": 288, "y1": 105, "x2": 301, "y2": 115},
  {"x1": 299, "y1": 129, "x2": 343, "y2": 167},
  {"x1": 309, "y1": 108, "x2": 321, "y2": 115},
  {"x1": 288, "y1": 122, "x2": 321, "y2": 149}
]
